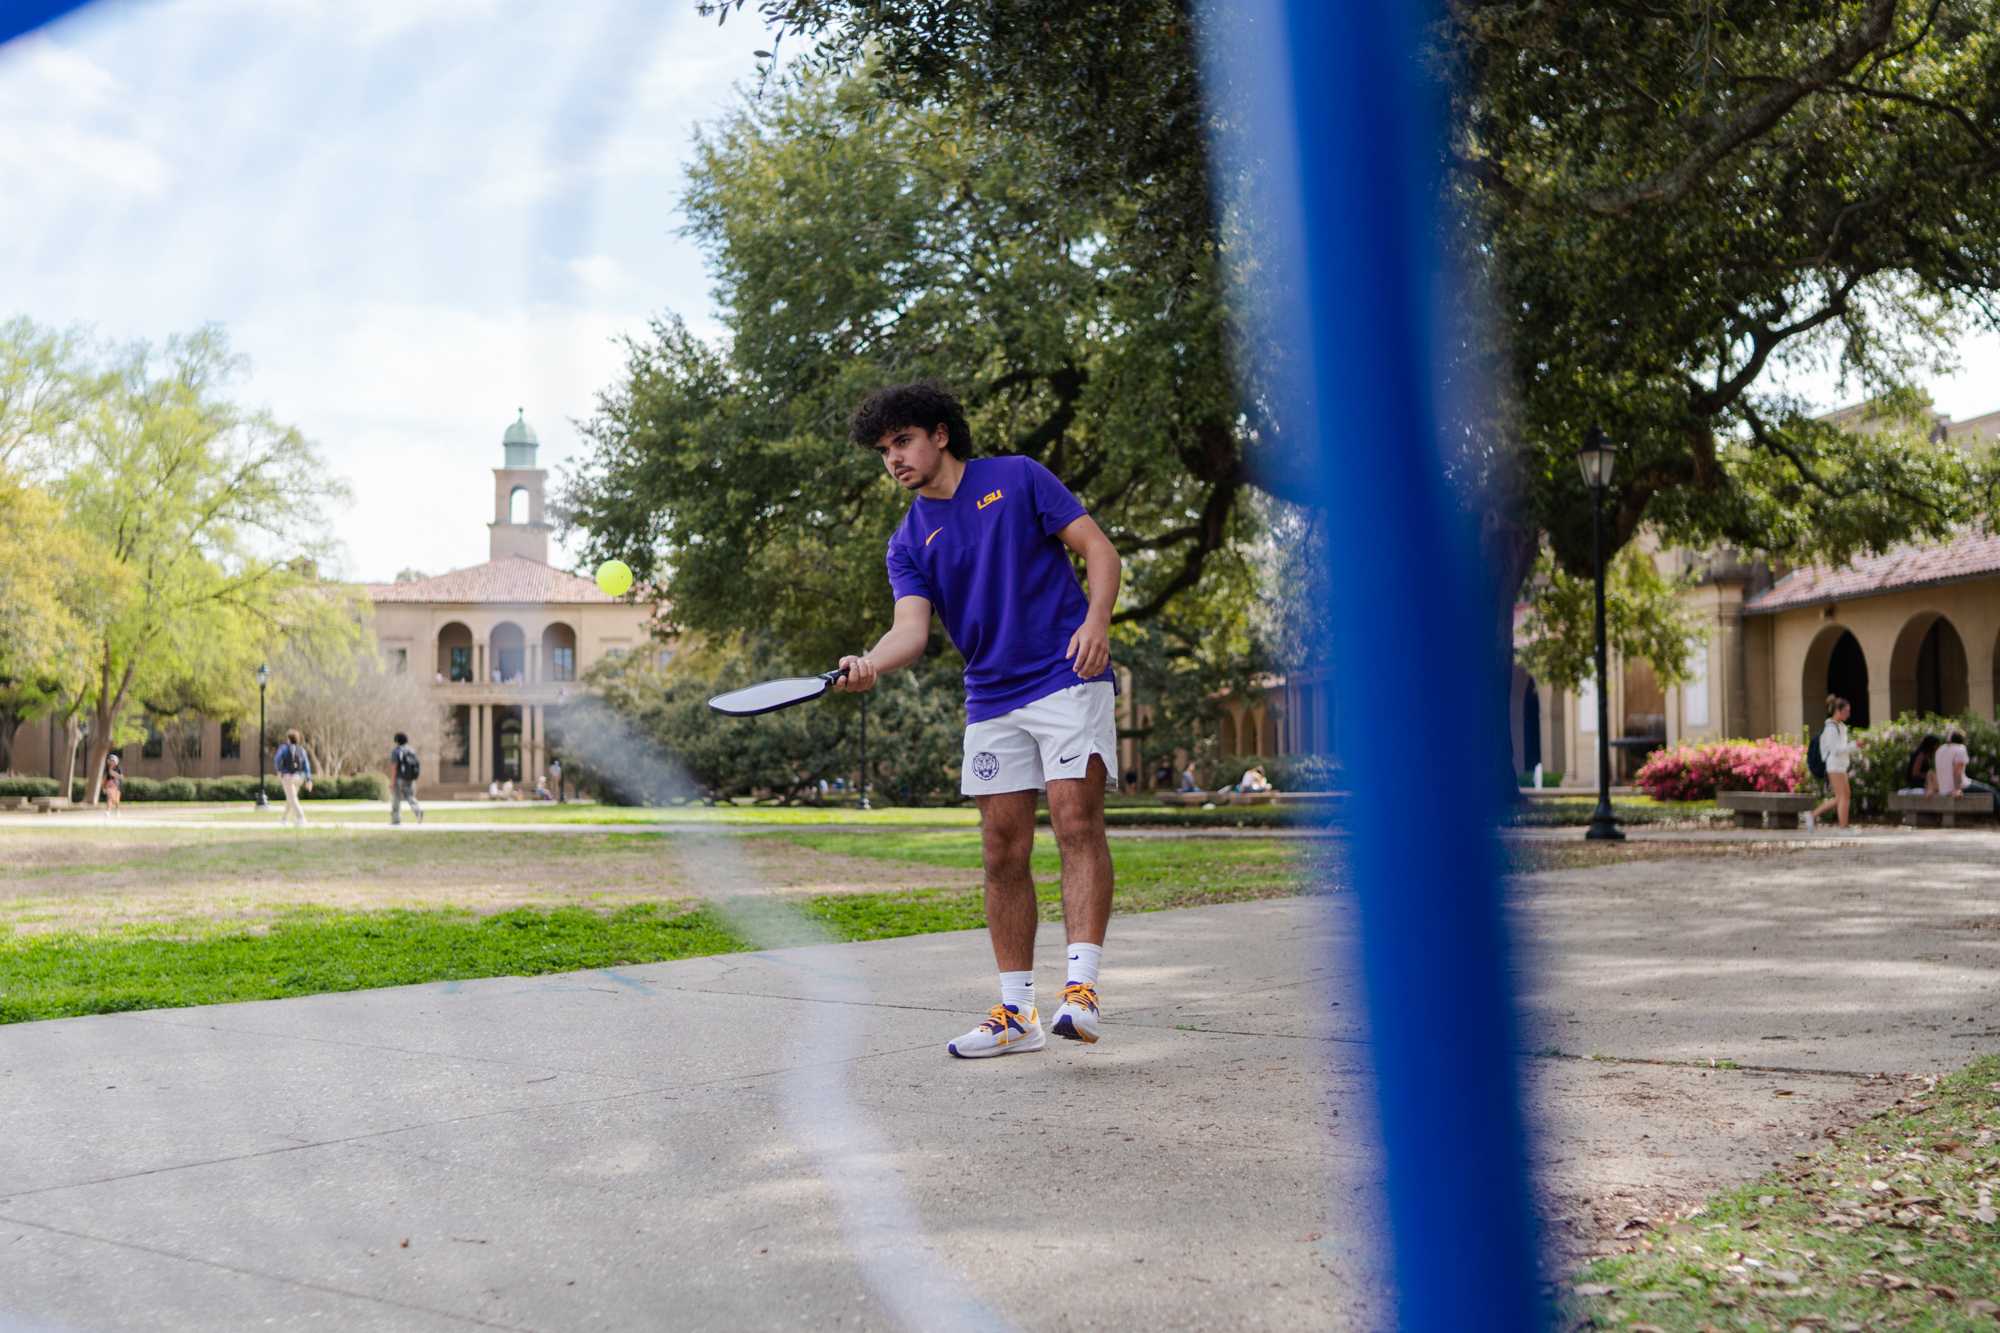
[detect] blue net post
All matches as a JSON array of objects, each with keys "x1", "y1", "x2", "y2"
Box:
[{"x1": 1198, "y1": 3, "x2": 1544, "y2": 1328}]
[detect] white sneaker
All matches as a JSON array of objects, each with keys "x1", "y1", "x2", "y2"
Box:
[
  {"x1": 1801, "y1": 812, "x2": 1815, "y2": 832},
  {"x1": 1050, "y1": 982, "x2": 1101, "y2": 1044},
  {"x1": 947, "y1": 1004, "x2": 1044, "y2": 1058}
]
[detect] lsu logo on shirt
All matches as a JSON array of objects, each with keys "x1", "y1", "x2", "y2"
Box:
[{"x1": 976, "y1": 488, "x2": 1003, "y2": 510}]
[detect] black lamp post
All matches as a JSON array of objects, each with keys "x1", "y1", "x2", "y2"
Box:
[
  {"x1": 1577, "y1": 428, "x2": 1624, "y2": 841},
  {"x1": 254, "y1": 662, "x2": 270, "y2": 810}
]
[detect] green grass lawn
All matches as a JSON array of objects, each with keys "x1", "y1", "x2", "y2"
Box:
[
  {"x1": 1512, "y1": 796, "x2": 1728, "y2": 827},
  {"x1": 0, "y1": 904, "x2": 746, "y2": 1023},
  {"x1": 131, "y1": 796, "x2": 1333, "y2": 829},
  {"x1": 777, "y1": 826, "x2": 1306, "y2": 883},
  {"x1": 0, "y1": 820, "x2": 1325, "y2": 1022},
  {"x1": 1566, "y1": 1055, "x2": 2000, "y2": 1329},
  {"x1": 152, "y1": 799, "x2": 989, "y2": 827}
]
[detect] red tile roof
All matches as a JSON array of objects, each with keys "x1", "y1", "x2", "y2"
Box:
[
  {"x1": 1745, "y1": 529, "x2": 2000, "y2": 614},
  {"x1": 361, "y1": 557, "x2": 623, "y2": 605}
]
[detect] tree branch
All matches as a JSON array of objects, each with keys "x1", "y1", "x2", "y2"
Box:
[{"x1": 1575, "y1": 0, "x2": 1901, "y2": 216}]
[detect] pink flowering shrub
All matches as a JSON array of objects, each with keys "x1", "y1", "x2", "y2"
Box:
[{"x1": 1633, "y1": 737, "x2": 1806, "y2": 801}]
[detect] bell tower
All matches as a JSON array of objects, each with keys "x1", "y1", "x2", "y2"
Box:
[{"x1": 489, "y1": 408, "x2": 551, "y2": 564}]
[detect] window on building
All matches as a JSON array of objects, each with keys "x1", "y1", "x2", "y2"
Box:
[
  {"x1": 178, "y1": 722, "x2": 202, "y2": 759},
  {"x1": 450, "y1": 646, "x2": 472, "y2": 682},
  {"x1": 550, "y1": 646, "x2": 576, "y2": 682},
  {"x1": 1683, "y1": 637, "x2": 1710, "y2": 728},
  {"x1": 389, "y1": 648, "x2": 408, "y2": 674},
  {"x1": 142, "y1": 723, "x2": 164, "y2": 758},
  {"x1": 510, "y1": 486, "x2": 530, "y2": 524},
  {"x1": 221, "y1": 720, "x2": 241, "y2": 759}
]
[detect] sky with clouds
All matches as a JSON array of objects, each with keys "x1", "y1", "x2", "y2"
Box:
[
  {"x1": 0, "y1": 0, "x2": 755, "y2": 582},
  {"x1": 2, "y1": 2, "x2": 1996, "y2": 586}
]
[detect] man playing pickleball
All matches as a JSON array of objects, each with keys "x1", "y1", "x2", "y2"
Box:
[{"x1": 836, "y1": 381, "x2": 1122, "y2": 1057}]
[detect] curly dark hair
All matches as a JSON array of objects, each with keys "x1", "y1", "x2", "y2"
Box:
[{"x1": 849, "y1": 380, "x2": 972, "y2": 460}]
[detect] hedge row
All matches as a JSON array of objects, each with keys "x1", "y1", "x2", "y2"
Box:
[{"x1": 0, "y1": 774, "x2": 387, "y2": 802}]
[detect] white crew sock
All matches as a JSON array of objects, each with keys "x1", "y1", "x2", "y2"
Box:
[
  {"x1": 999, "y1": 970, "x2": 1035, "y2": 1014},
  {"x1": 1065, "y1": 942, "x2": 1103, "y2": 988}
]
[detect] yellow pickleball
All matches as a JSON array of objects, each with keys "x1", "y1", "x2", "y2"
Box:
[{"x1": 595, "y1": 559, "x2": 634, "y2": 597}]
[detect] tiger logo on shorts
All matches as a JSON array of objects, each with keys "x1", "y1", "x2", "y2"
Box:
[{"x1": 971, "y1": 751, "x2": 1000, "y2": 782}]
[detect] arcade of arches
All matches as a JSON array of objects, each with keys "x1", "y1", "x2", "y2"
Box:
[{"x1": 1514, "y1": 569, "x2": 2000, "y2": 786}]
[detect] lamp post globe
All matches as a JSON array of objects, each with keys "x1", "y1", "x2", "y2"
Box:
[
  {"x1": 255, "y1": 662, "x2": 270, "y2": 811},
  {"x1": 1576, "y1": 428, "x2": 1624, "y2": 842}
]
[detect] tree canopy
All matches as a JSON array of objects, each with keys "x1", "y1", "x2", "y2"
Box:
[
  {"x1": 562, "y1": 66, "x2": 1259, "y2": 689},
  {"x1": 703, "y1": 0, "x2": 2000, "y2": 693},
  {"x1": 0, "y1": 319, "x2": 354, "y2": 798}
]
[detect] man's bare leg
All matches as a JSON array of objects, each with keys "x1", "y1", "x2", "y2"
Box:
[
  {"x1": 977, "y1": 790, "x2": 1040, "y2": 969},
  {"x1": 947, "y1": 790, "x2": 1045, "y2": 1057},
  {"x1": 1044, "y1": 756, "x2": 1112, "y2": 1042},
  {"x1": 1045, "y1": 756, "x2": 1113, "y2": 945}
]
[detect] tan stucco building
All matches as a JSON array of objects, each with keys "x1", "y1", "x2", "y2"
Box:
[
  {"x1": 363, "y1": 411, "x2": 655, "y2": 792},
  {"x1": 1517, "y1": 402, "x2": 2000, "y2": 784}
]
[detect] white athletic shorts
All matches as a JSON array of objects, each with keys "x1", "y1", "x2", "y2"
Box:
[{"x1": 961, "y1": 681, "x2": 1119, "y2": 796}]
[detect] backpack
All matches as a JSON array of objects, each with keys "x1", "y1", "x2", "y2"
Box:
[
  {"x1": 1806, "y1": 728, "x2": 1827, "y2": 782},
  {"x1": 395, "y1": 746, "x2": 421, "y2": 782},
  {"x1": 277, "y1": 743, "x2": 305, "y2": 775}
]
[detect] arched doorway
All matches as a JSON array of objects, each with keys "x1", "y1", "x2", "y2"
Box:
[
  {"x1": 437, "y1": 621, "x2": 473, "y2": 682},
  {"x1": 1891, "y1": 612, "x2": 1968, "y2": 719},
  {"x1": 543, "y1": 622, "x2": 579, "y2": 683},
  {"x1": 495, "y1": 707, "x2": 523, "y2": 783},
  {"x1": 490, "y1": 622, "x2": 526, "y2": 683},
  {"x1": 1522, "y1": 681, "x2": 1542, "y2": 775},
  {"x1": 1509, "y1": 664, "x2": 1541, "y2": 775},
  {"x1": 1802, "y1": 625, "x2": 1870, "y2": 730}
]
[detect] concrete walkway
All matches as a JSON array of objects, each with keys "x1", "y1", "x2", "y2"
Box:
[{"x1": 4, "y1": 834, "x2": 1999, "y2": 1330}]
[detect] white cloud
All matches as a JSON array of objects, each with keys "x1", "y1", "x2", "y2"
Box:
[
  {"x1": 567, "y1": 254, "x2": 628, "y2": 293},
  {"x1": 0, "y1": 34, "x2": 170, "y2": 217}
]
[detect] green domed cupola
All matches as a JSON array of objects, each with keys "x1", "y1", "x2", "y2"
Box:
[{"x1": 502, "y1": 408, "x2": 539, "y2": 468}]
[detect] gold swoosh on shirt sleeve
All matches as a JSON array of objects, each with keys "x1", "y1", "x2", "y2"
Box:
[{"x1": 925, "y1": 526, "x2": 945, "y2": 546}]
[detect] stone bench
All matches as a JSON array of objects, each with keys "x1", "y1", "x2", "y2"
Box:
[
  {"x1": 0, "y1": 796, "x2": 25, "y2": 812},
  {"x1": 1887, "y1": 792, "x2": 1996, "y2": 828},
  {"x1": 29, "y1": 796, "x2": 71, "y2": 814},
  {"x1": 1156, "y1": 793, "x2": 1209, "y2": 807},
  {"x1": 1715, "y1": 791, "x2": 1817, "y2": 829}
]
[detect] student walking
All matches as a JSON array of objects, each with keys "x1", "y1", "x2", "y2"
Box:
[
  {"x1": 389, "y1": 731, "x2": 424, "y2": 826},
  {"x1": 273, "y1": 729, "x2": 313, "y2": 827},
  {"x1": 103, "y1": 752, "x2": 123, "y2": 817},
  {"x1": 1806, "y1": 695, "x2": 1855, "y2": 833},
  {"x1": 835, "y1": 381, "x2": 1122, "y2": 1057}
]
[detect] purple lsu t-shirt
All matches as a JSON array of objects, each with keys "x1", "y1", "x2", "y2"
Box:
[{"x1": 886, "y1": 455, "x2": 1114, "y2": 723}]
